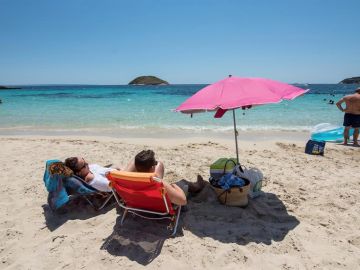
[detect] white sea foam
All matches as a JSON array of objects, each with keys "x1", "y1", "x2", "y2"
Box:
[{"x1": 0, "y1": 124, "x2": 312, "y2": 134}]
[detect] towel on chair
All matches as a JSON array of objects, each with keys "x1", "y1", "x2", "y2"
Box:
[{"x1": 43, "y1": 159, "x2": 97, "y2": 210}]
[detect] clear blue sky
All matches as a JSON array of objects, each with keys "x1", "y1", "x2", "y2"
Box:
[{"x1": 1, "y1": 0, "x2": 359, "y2": 85}]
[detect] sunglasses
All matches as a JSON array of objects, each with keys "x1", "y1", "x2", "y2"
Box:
[{"x1": 76, "y1": 158, "x2": 88, "y2": 172}]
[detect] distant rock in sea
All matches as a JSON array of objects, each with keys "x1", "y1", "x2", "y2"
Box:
[
  {"x1": 128, "y1": 76, "x2": 169, "y2": 85},
  {"x1": 339, "y1": 77, "x2": 360, "y2": 84}
]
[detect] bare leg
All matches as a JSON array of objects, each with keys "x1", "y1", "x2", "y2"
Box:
[
  {"x1": 188, "y1": 175, "x2": 206, "y2": 193},
  {"x1": 109, "y1": 164, "x2": 122, "y2": 170},
  {"x1": 354, "y1": 128, "x2": 359, "y2": 146},
  {"x1": 344, "y1": 126, "x2": 350, "y2": 145}
]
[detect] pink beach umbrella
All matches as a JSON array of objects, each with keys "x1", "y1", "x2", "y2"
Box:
[{"x1": 175, "y1": 76, "x2": 309, "y2": 163}]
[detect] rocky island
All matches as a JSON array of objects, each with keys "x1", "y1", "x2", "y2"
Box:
[
  {"x1": 128, "y1": 76, "x2": 169, "y2": 85},
  {"x1": 339, "y1": 76, "x2": 360, "y2": 84}
]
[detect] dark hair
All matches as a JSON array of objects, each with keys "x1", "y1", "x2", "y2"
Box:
[
  {"x1": 64, "y1": 157, "x2": 78, "y2": 173},
  {"x1": 135, "y1": 150, "x2": 157, "y2": 172},
  {"x1": 356, "y1": 88, "x2": 360, "y2": 94}
]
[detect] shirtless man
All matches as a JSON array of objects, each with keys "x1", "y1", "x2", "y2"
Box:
[
  {"x1": 336, "y1": 88, "x2": 360, "y2": 146},
  {"x1": 126, "y1": 150, "x2": 206, "y2": 206}
]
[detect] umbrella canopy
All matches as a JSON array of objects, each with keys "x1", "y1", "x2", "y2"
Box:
[
  {"x1": 175, "y1": 76, "x2": 308, "y2": 114},
  {"x1": 175, "y1": 76, "x2": 309, "y2": 163}
]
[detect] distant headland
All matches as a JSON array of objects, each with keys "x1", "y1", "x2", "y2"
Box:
[
  {"x1": 0, "y1": 85, "x2": 21, "y2": 90},
  {"x1": 339, "y1": 77, "x2": 360, "y2": 84},
  {"x1": 128, "y1": 76, "x2": 169, "y2": 85}
]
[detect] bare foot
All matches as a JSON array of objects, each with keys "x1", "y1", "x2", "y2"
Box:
[{"x1": 188, "y1": 175, "x2": 207, "y2": 193}]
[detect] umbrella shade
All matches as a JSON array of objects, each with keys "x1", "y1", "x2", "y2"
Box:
[{"x1": 175, "y1": 76, "x2": 308, "y2": 113}]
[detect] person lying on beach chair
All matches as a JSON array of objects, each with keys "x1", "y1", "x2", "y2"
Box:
[
  {"x1": 125, "y1": 150, "x2": 206, "y2": 205},
  {"x1": 65, "y1": 157, "x2": 121, "y2": 192},
  {"x1": 44, "y1": 160, "x2": 113, "y2": 211}
]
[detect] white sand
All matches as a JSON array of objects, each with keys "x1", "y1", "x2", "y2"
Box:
[{"x1": 0, "y1": 134, "x2": 359, "y2": 269}]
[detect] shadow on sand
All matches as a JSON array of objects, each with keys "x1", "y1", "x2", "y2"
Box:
[
  {"x1": 336, "y1": 142, "x2": 359, "y2": 147},
  {"x1": 101, "y1": 212, "x2": 179, "y2": 265},
  {"x1": 100, "y1": 183, "x2": 299, "y2": 265},
  {"x1": 184, "y1": 185, "x2": 300, "y2": 245},
  {"x1": 42, "y1": 197, "x2": 116, "y2": 231}
]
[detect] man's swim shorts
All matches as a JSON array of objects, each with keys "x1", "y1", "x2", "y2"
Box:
[{"x1": 343, "y1": 113, "x2": 360, "y2": 128}]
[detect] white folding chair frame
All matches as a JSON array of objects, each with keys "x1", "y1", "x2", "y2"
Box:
[
  {"x1": 83, "y1": 193, "x2": 114, "y2": 211},
  {"x1": 111, "y1": 188, "x2": 181, "y2": 236},
  {"x1": 69, "y1": 193, "x2": 114, "y2": 211}
]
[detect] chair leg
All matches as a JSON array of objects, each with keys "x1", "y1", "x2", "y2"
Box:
[
  {"x1": 84, "y1": 196, "x2": 96, "y2": 208},
  {"x1": 97, "y1": 193, "x2": 114, "y2": 210},
  {"x1": 171, "y1": 206, "x2": 181, "y2": 237},
  {"x1": 120, "y1": 209, "x2": 128, "y2": 225}
]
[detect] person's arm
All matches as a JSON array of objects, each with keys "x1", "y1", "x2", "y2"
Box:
[
  {"x1": 154, "y1": 161, "x2": 164, "y2": 179},
  {"x1": 162, "y1": 181, "x2": 187, "y2": 206},
  {"x1": 336, "y1": 98, "x2": 345, "y2": 112},
  {"x1": 125, "y1": 158, "x2": 137, "y2": 172}
]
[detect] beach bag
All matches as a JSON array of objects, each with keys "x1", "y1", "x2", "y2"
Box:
[
  {"x1": 305, "y1": 140, "x2": 325, "y2": 155},
  {"x1": 234, "y1": 165, "x2": 264, "y2": 198},
  {"x1": 209, "y1": 158, "x2": 250, "y2": 207},
  {"x1": 209, "y1": 158, "x2": 237, "y2": 183},
  {"x1": 213, "y1": 182, "x2": 250, "y2": 207},
  {"x1": 210, "y1": 158, "x2": 237, "y2": 181}
]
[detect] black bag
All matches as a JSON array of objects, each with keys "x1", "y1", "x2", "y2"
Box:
[{"x1": 305, "y1": 140, "x2": 325, "y2": 155}]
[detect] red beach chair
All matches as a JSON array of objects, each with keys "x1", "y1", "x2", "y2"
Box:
[{"x1": 106, "y1": 170, "x2": 181, "y2": 236}]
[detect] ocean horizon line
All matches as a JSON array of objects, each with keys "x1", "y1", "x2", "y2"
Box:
[{"x1": 2, "y1": 82, "x2": 353, "y2": 87}]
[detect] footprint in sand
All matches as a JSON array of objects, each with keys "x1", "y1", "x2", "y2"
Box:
[
  {"x1": 276, "y1": 142, "x2": 299, "y2": 151},
  {"x1": 347, "y1": 235, "x2": 360, "y2": 247}
]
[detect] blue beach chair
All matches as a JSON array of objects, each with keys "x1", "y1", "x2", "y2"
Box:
[{"x1": 43, "y1": 159, "x2": 113, "y2": 211}]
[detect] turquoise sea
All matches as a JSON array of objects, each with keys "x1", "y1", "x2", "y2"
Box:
[{"x1": 0, "y1": 84, "x2": 358, "y2": 136}]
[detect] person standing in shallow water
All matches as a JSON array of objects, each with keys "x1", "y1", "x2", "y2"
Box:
[{"x1": 336, "y1": 88, "x2": 360, "y2": 146}]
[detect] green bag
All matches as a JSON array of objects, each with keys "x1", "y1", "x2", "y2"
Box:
[{"x1": 210, "y1": 158, "x2": 237, "y2": 184}]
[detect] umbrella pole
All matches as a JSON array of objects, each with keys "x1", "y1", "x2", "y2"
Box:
[{"x1": 232, "y1": 109, "x2": 239, "y2": 164}]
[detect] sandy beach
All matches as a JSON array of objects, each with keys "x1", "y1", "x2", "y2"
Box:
[
  {"x1": 2, "y1": 0, "x2": 360, "y2": 268},
  {"x1": 0, "y1": 133, "x2": 359, "y2": 269}
]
